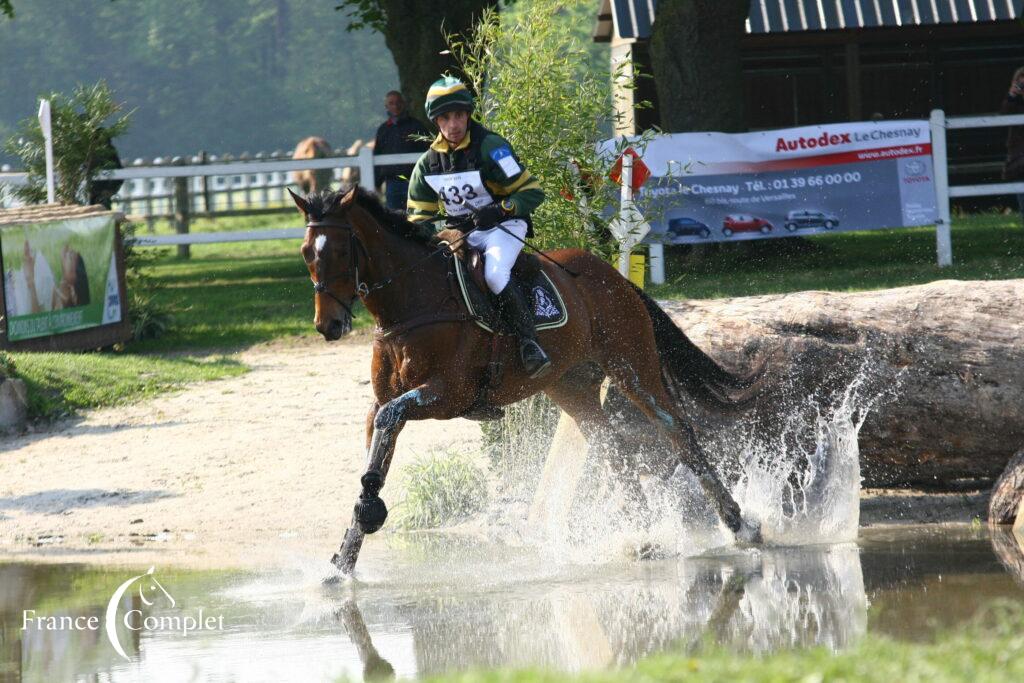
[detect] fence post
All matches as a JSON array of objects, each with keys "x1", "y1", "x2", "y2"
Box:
[
  {"x1": 930, "y1": 109, "x2": 953, "y2": 267},
  {"x1": 618, "y1": 154, "x2": 633, "y2": 277},
  {"x1": 199, "y1": 150, "x2": 212, "y2": 214},
  {"x1": 649, "y1": 242, "x2": 664, "y2": 284},
  {"x1": 358, "y1": 146, "x2": 375, "y2": 191},
  {"x1": 172, "y1": 156, "x2": 191, "y2": 259}
]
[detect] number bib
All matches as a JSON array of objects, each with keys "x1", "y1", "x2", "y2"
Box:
[{"x1": 424, "y1": 170, "x2": 495, "y2": 216}]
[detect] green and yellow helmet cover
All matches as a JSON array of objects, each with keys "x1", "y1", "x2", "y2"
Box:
[{"x1": 424, "y1": 76, "x2": 475, "y2": 121}]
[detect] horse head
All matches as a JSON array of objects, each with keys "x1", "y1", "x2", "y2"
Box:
[{"x1": 292, "y1": 188, "x2": 362, "y2": 341}]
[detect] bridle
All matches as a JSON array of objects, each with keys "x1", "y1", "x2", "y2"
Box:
[
  {"x1": 307, "y1": 219, "x2": 366, "y2": 319},
  {"x1": 307, "y1": 215, "x2": 476, "y2": 315}
]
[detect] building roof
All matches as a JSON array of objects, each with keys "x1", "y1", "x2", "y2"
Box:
[{"x1": 594, "y1": 0, "x2": 1024, "y2": 42}]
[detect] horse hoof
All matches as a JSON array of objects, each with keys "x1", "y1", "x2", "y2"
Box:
[
  {"x1": 354, "y1": 495, "x2": 388, "y2": 534},
  {"x1": 735, "y1": 519, "x2": 763, "y2": 546}
]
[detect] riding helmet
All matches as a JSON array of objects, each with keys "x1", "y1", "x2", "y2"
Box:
[{"x1": 424, "y1": 76, "x2": 475, "y2": 121}]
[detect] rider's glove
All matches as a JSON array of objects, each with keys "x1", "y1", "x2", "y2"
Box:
[{"x1": 473, "y1": 203, "x2": 507, "y2": 230}]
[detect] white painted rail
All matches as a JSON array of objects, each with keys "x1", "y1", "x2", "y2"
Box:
[{"x1": 930, "y1": 109, "x2": 1024, "y2": 267}]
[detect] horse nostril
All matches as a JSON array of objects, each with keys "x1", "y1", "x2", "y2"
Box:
[{"x1": 328, "y1": 318, "x2": 344, "y2": 339}]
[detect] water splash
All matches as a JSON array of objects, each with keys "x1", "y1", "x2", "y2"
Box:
[{"x1": 517, "y1": 356, "x2": 902, "y2": 560}]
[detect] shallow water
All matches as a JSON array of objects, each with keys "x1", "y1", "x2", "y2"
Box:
[{"x1": 3, "y1": 526, "x2": 1023, "y2": 682}]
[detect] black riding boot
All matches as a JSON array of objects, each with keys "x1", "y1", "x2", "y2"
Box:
[{"x1": 496, "y1": 283, "x2": 552, "y2": 379}]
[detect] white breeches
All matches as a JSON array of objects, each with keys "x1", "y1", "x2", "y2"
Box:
[{"x1": 465, "y1": 218, "x2": 528, "y2": 294}]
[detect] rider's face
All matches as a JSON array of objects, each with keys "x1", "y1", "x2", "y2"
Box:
[{"x1": 435, "y1": 110, "x2": 469, "y2": 147}]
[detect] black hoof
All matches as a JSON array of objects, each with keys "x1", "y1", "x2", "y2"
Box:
[{"x1": 354, "y1": 495, "x2": 388, "y2": 534}]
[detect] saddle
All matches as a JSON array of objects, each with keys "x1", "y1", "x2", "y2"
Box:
[
  {"x1": 436, "y1": 228, "x2": 568, "y2": 335},
  {"x1": 437, "y1": 228, "x2": 568, "y2": 422}
]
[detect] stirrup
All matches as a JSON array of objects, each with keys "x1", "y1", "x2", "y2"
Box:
[{"x1": 520, "y1": 339, "x2": 552, "y2": 379}]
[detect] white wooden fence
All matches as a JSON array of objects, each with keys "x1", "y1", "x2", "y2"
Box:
[
  {"x1": 0, "y1": 148, "x2": 422, "y2": 246},
  {"x1": 930, "y1": 109, "x2": 1024, "y2": 267}
]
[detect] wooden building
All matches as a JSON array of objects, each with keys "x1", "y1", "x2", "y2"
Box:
[{"x1": 595, "y1": 0, "x2": 1024, "y2": 183}]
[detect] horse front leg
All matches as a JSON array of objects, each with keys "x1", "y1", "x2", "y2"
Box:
[{"x1": 332, "y1": 387, "x2": 438, "y2": 575}]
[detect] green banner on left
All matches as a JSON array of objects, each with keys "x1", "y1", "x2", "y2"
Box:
[{"x1": 2, "y1": 214, "x2": 122, "y2": 341}]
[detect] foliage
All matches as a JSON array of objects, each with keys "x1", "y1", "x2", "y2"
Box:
[
  {"x1": 392, "y1": 449, "x2": 489, "y2": 530},
  {"x1": 119, "y1": 222, "x2": 173, "y2": 341},
  {"x1": 480, "y1": 394, "x2": 561, "y2": 498},
  {"x1": 10, "y1": 351, "x2": 245, "y2": 420},
  {"x1": 0, "y1": 0, "x2": 11, "y2": 19},
  {"x1": 0, "y1": 1, "x2": 396, "y2": 163},
  {"x1": 419, "y1": 600, "x2": 1024, "y2": 683},
  {"x1": 3, "y1": 80, "x2": 131, "y2": 204},
  {"x1": 448, "y1": 0, "x2": 652, "y2": 259},
  {"x1": 0, "y1": 350, "x2": 14, "y2": 378}
]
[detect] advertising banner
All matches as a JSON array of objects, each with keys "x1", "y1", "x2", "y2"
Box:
[
  {"x1": 606, "y1": 121, "x2": 938, "y2": 245},
  {"x1": 1, "y1": 213, "x2": 123, "y2": 341}
]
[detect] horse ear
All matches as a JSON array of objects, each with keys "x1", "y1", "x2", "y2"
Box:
[
  {"x1": 287, "y1": 188, "x2": 310, "y2": 215},
  {"x1": 339, "y1": 187, "x2": 358, "y2": 210}
]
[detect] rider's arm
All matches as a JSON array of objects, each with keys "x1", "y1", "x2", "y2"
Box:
[
  {"x1": 480, "y1": 134, "x2": 544, "y2": 217},
  {"x1": 406, "y1": 158, "x2": 440, "y2": 223}
]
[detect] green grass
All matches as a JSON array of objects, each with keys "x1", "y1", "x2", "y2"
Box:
[
  {"x1": 9, "y1": 351, "x2": 246, "y2": 419},
  {"x1": 420, "y1": 601, "x2": 1024, "y2": 683},
  {"x1": 649, "y1": 212, "x2": 1024, "y2": 299}
]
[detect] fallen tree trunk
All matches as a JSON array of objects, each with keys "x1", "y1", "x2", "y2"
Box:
[{"x1": 629, "y1": 280, "x2": 1024, "y2": 490}]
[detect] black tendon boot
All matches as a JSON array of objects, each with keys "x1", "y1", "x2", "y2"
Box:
[{"x1": 496, "y1": 283, "x2": 552, "y2": 378}]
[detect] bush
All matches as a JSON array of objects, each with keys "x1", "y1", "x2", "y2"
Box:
[
  {"x1": 392, "y1": 450, "x2": 489, "y2": 531},
  {"x1": 119, "y1": 222, "x2": 173, "y2": 341},
  {"x1": 3, "y1": 80, "x2": 130, "y2": 205},
  {"x1": 0, "y1": 351, "x2": 14, "y2": 379}
]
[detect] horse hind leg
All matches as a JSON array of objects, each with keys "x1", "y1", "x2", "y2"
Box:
[{"x1": 602, "y1": 358, "x2": 761, "y2": 544}]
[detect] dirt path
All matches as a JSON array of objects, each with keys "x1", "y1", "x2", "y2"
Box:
[{"x1": 0, "y1": 334, "x2": 482, "y2": 568}]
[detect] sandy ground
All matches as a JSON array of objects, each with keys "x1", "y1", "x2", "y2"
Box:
[
  {"x1": 0, "y1": 335, "x2": 990, "y2": 569},
  {"x1": 0, "y1": 333, "x2": 482, "y2": 568}
]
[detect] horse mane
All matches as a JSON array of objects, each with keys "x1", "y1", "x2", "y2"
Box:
[{"x1": 306, "y1": 188, "x2": 439, "y2": 247}]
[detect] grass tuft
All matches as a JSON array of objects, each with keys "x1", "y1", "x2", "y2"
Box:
[{"x1": 392, "y1": 449, "x2": 490, "y2": 531}]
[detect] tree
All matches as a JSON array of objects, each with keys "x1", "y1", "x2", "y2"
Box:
[
  {"x1": 1, "y1": 1, "x2": 12, "y2": 18},
  {"x1": 648, "y1": 0, "x2": 748, "y2": 133},
  {"x1": 335, "y1": 0, "x2": 499, "y2": 122}
]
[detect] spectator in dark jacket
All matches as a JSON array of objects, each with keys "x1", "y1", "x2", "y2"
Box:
[
  {"x1": 373, "y1": 91, "x2": 430, "y2": 210},
  {"x1": 1001, "y1": 66, "x2": 1024, "y2": 224}
]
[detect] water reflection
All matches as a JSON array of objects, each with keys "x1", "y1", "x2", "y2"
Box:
[{"x1": 1, "y1": 528, "x2": 1022, "y2": 682}]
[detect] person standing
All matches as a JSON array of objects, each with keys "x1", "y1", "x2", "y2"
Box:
[
  {"x1": 1001, "y1": 67, "x2": 1024, "y2": 224},
  {"x1": 373, "y1": 91, "x2": 429, "y2": 211}
]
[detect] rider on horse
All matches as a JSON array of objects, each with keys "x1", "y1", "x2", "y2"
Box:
[{"x1": 407, "y1": 75, "x2": 552, "y2": 379}]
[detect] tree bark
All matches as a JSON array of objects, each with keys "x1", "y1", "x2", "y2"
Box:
[
  {"x1": 377, "y1": 0, "x2": 498, "y2": 126},
  {"x1": 648, "y1": 0, "x2": 748, "y2": 133},
  {"x1": 598, "y1": 278, "x2": 1019, "y2": 491},
  {"x1": 989, "y1": 449, "x2": 1024, "y2": 525},
  {"x1": 616, "y1": 280, "x2": 1024, "y2": 490}
]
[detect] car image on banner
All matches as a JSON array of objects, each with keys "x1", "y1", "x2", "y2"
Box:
[
  {"x1": 722, "y1": 214, "x2": 773, "y2": 237},
  {"x1": 785, "y1": 209, "x2": 840, "y2": 232},
  {"x1": 666, "y1": 216, "x2": 712, "y2": 240},
  {"x1": 602, "y1": 119, "x2": 938, "y2": 246}
]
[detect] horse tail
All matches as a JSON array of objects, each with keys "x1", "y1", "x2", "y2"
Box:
[{"x1": 632, "y1": 283, "x2": 764, "y2": 410}]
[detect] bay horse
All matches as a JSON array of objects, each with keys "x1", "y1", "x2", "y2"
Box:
[
  {"x1": 292, "y1": 136, "x2": 334, "y2": 195},
  {"x1": 291, "y1": 188, "x2": 762, "y2": 575}
]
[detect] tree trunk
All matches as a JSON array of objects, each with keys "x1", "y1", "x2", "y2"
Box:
[
  {"x1": 378, "y1": 0, "x2": 498, "y2": 126},
  {"x1": 613, "y1": 280, "x2": 1024, "y2": 490},
  {"x1": 648, "y1": 0, "x2": 748, "y2": 133}
]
